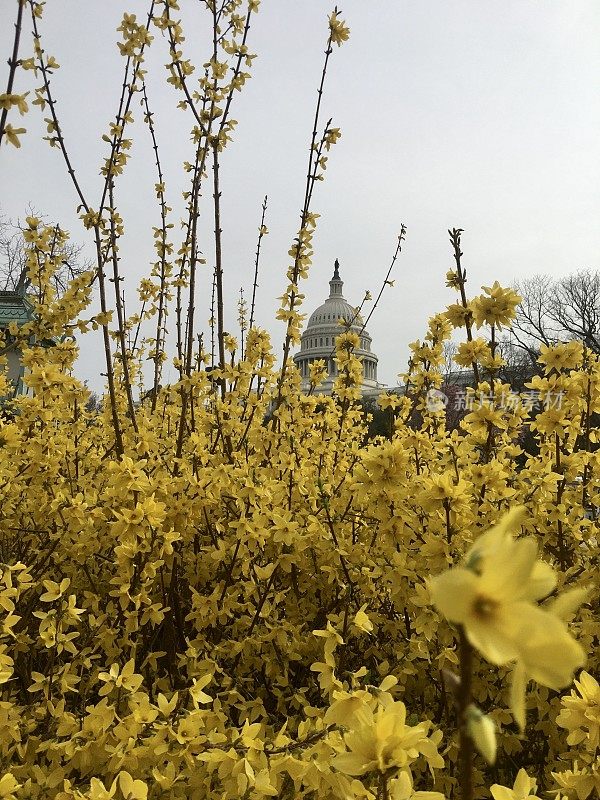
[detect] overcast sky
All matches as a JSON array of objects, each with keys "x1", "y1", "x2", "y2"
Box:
[{"x1": 1, "y1": 1, "x2": 599, "y2": 392}]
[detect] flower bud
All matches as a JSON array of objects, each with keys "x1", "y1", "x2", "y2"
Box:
[{"x1": 466, "y1": 704, "x2": 497, "y2": 765}]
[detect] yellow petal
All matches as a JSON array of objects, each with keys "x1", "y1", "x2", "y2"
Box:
[
  {"x1": 467, "y1": 706, "x2": 497, "y2": 765},
  {"x1": 490, "y1": 785, "x2": 516, "y2": 800},
  {"x1": 484, "y1": 537, "x2": 538, "y2": 600},
  {"x1": 390, "y1": 772, "x2": 412, "y2": 800},
  {"x1": 494, "y1": 506, "x2": 527, "y2": 535},
  {"x1": 513, "y1": 768, "x2": 535, "y2": 798},
  {"x1": 353, "y1": 606, "x2": 374, "y2": 633},
  {"x1": 465, "y1": 609, "x2": 520, "y2": 665},
  {"x1": 379, "y1": 675, "x2": 398, "y2": 692},
  {"x1": 324, "y1": 696, "x2": 369, "y2": 727},
  {"x1": 576, "y1": 670, "x2": 599, "y2": 699},
  {"x1": 466, "y1": 507, "x2": 527, "y2": 565},
  {"x1": 509, "y1": 661, "x2": 527, "y2": 733},
  {"x1": 521, "y1": 560, "x2": 556, "y2": 601},
  {"x1": 547, "y1": 586, "x2": 591, "y2": 621},
  {"x1": 428, "y1": 568, "x2": 478, "y2": 623},
  {"x1": 514, "y1": 605, "x2": 586, "y2": 689},
  {"x1": 333, "y1": 751, "x2": 371, "y2": 776},
  {"x1": 524, "y1": 637, "x2": 586, "y2": 689}
]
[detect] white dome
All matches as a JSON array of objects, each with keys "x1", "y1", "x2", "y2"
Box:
[
  {"x1": 307, "y1": 297, "x2": 363, "y2": 329},
  {"x1": 293, "y1": 260, "x2": 379, "y2": 393},
  {"x1": 305, "y1": 259, "x2": 366, "y2": 334}
]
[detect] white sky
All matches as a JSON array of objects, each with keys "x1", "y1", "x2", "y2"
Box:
[{"x1": 1, "y1": 1, "x2": 599, "y2": 391}]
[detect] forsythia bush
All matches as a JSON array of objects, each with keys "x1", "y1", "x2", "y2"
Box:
[
  {"x1": 1, "y1": 2, "x2": 598, "y2": 799},
  {"x1": 0, "y1": 223, "x2": 598, "y2": 799}
]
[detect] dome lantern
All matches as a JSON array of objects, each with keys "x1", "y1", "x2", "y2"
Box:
[{"x1": 329, "y1": 258, "x2": 344, "y2": 298}]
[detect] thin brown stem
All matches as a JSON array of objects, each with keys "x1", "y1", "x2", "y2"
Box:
[
  {"x1": 141, "y1": 81, "x2": 170, "y2": 410},
  {"x1": 278, "y1": 20, "x2": 336, "y2": 384},
  {"x1": 449, "y1": 228, "x2": 480, "y2": 386},
  {"x1": 108, "y1": 181, "x2": 138, "y2": 432},
  {"x1": 325, "y1": 226, "x2": 407, "y2": 366},
  {"x1": 28, "y1": 1, "x2": 88, "y2": 211},
  {"x1": 248, "y1": 195, "x2": 267, "y2": 337},
  {"x1": 0, "y1": 0, "x2": 25, "y2": 148},
  {"x1": 93, "y1": 227, "x2": 123, "y2": 455},
  {"x1": 212, "y1": 141, "x2": 225, "y2": 389},
  {"x1": 458, "y1": 628, "x2": 474, "y2": 800}
]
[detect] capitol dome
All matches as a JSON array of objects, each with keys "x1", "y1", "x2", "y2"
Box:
[{"x1": 293, "y1": 260, "x2": 379, "y2": 393}]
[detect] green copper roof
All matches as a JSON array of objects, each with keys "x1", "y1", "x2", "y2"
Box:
[{"x1": 0, "y1": 291, "x2": 35, "y2": 327}]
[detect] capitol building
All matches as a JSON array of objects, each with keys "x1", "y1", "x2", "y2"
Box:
[{"x1": 293, "y1": 260, "x2": 380, "y2": 394}]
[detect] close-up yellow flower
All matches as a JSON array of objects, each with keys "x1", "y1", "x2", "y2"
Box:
[
  {"x1": 333, "y1": 700, "x2": 440, "y2": 777},
  {"x1": 445, "y1": 302, "x2": 473, "y2": 329},
  {"x1": 552, "y1": 764, "x2": 600, "y2": 800},
  {"x1": 491, "y1": 768, "x2": 543, "y2": 800},
  {"x1": 389, "y1": 771, "x2": 445, "y2": 800},
  {"x1": 429, "y1": 508, "x2": 586, "y2": 693},
  {"x1": 419, "y1": 472, "x2": 471, "y2": 513},
  {"x1": 538, "y1": 341, "x2": 583, "y2": 374},
  {"x1": 471, "y1": 282, "x2": 521, "y2": 330},
  {"x1": 454, "y1": 338, "x2": 491, "y2": 367},
  {"x1": 557, "y1": 670, "x2": 600, "y2": 752}
]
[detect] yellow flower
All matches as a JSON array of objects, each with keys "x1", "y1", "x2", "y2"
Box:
[
  {"x1": 118, "y1": 771, "x2": 147, "y2": 800},
  {"x1": 0, "y1": 773, "x2": 20, "y2": 800},
  {"x1": 0, "y1": 650, "x2": 14, "y2": 685},
  {"x1": 0, "y1": 93, "x2": 29, "y2": 114},
  {"x1": 471, "y1": 282, "x2": 521, "y2": 330},
  {"x1": 531, "y1": 407, "x2": 569, "y2": 437},
  {"x1": 359, "y1": 440, "x2": 409, "y2": 495},
  {"x1": 429, "y1": 507, "x2": 585, "y2": 684},
  {"x1": 325, "y1": 693, "x2": 372, "y2": 728},
  {"x1": 426, "y1": 313, "x2": 452, "y2": 341},
  {"x1": 353, "y1": 605, "x2": 374, "y2": 634},
  {"x1": 308, "y1": 359, "x2": 327, "y2": 386},
  {"x1": 557, "y1": 670, "x2": 600, "y2": 751},
  {"x1": 328, "y1": 11, "x2": 350, "y2": 46},
  {"x1": 419, "y1": 472, "x2": 470, "y2": 512},
  {"x1": 389, "y1": 771, "x2": 445, "y2": 800},
  {"x1": 454, "y1": 338, "x2": 491, "y2": 367},
  {"x1": 4, "y1": 124, "x2": 26, "y2": 148},
  {"x1": 538, "y1": 341, "x2": 583, "y2": 373},
  {"x1": 333, "y1": 699, "x2": 439, "y2": 776},
  {"x1": 445, "y1": 302, "x2": 473, "y2": 329},
  {"x1": 552, "y1": 764, "x2": 600, "y2": 800},
  {"x1": 445, "y1": 270, "x2": 462, "y2": 290},
  {"x1": 98, "y1": 660, "x2": 143, "y2": 696},
  {"x1": 0, "y1": 424, "x2": 20, "y2": 450},
  {"x1": 491, "y1": 768, "x2": 543, "y2": 800},
  {"x1": 87, "y1": 777, "x2": 117, "y2": 800}
]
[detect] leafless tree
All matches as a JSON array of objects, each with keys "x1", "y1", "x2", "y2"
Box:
[
  {"x1": 512, "y1": 270, "x2": 600, "y2": 358},
  {"x1": 0, "y1": 211, "x2": 90, "y2": 297},
  {"x1": 551, "y1": 271, "x2": 600, "y2": 352},
  {"x1": 511, "y1": 274, "x2": 557, "y2": 361},
  {"x1": 496, "y1": 337, "x2": 539, "y2": 387},
  {"x1": 441, "y1": 340, "x2": 459, "y2": 383}
]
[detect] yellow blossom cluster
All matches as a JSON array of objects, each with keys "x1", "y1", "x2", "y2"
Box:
[{"x1": 0, "y1": 230, "x2": 597, "y2": 798}]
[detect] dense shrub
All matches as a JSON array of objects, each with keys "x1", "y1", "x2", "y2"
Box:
[{"x1": 0, "y1": 3, "x2": 598, "y2": 799}]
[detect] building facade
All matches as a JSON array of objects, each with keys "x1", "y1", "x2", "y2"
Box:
[
  {"x1": 0, "y1": 290, "x2": 36, "y2": 399},
  {"x1": 293, "y1": 260, "x2": 379, "y2": 394}
]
